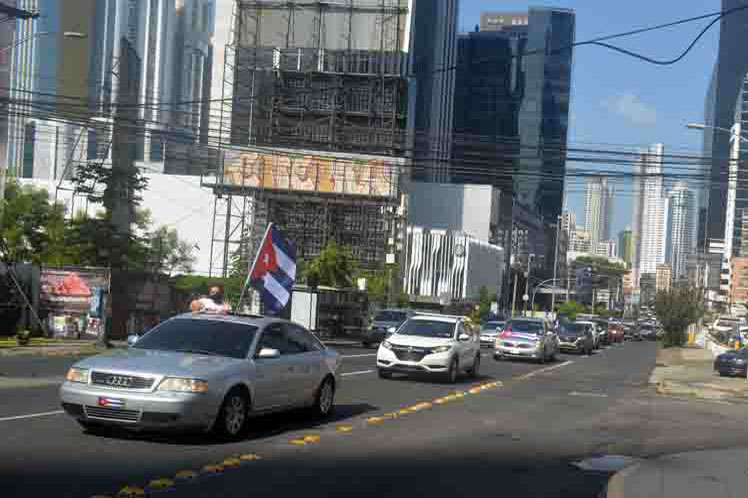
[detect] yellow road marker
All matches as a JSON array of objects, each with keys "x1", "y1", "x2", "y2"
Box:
[
  {"x1": 117, "y1": 486, "x2": 145, "y2": 497},
  {"x1": 223, "y1": 457, "x2": 242, "y2": 468},
  {"x1": 290, "y1": 439, "x2": 308, "y2": 445},
  {"x1": 174, "y1": 470, "x2": 198, "y2": 480},
  {"x1": 336, "y1": 425, "x2": 354, "y2": 432},
  {"x1": 398, "y1": 409, "x2": 413, "y2": 415},
  {"x1": 240, "y1": 453, "x2": 262, "y2": 461},
  {"x1": 201, "y1": 464, "x2": 224, "y2": 474},
  {"x1": 303, "y1": 435, "x2": 321, "y2": 443},
  {"x1": 468, "y1": 387, "x2": 483, "y2": 394},
  {"x1": 433, "y1": 397, "x2": 449, "y2": 404},
  {"x1": 411, "y1": 402, "x2": 432, "y2": 411},
  {"x1": 148, "y1": 478, "x2": 175, "y2": 490},
  {"x1": 366, "y1": 416, "x2": 385, "y2": 424}
]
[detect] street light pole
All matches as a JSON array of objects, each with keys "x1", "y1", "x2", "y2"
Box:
[{"x1": 551, "y1": 215, "x2": 561, "y2": 315}]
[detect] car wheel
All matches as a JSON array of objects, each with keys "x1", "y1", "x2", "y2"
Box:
[
  {"x1": 214, "y1": 388, "x2": 250, "y2": 440},
  {"x1": 311, "y1": 377, "x2": 335, "y2": 418},
  {"x1": 446, "y1": 358, "x2": 459, "y2": 383},
  {"x1": 378, "y1": 369, "x2": 392, "y2": 379},
  {"x1": 468, "y1": 354, "x2": 480, "y2": 378},
  {"x1": 586, "y1": 345, "x2": 593, "y2": 356}
]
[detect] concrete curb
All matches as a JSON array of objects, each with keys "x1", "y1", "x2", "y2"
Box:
[{"x1": 604, "y1": 462, "x2": 643, "y2": 498}]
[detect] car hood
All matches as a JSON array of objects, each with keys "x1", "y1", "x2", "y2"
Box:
[
  {"x1": 500, "y1": 332, "x2": 540, "y2": 343},
  {"x1": 717, "y1": 352, "x2": 743, "y2": 361},
  {"x1": 387, "y1": 335, "x2": 454, "y2": 348},
  {"x1": 73, "y1": 348, "x2": 245, "y2": 378}
]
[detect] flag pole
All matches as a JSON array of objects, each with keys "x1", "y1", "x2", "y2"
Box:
[{"x1": 237, "y1": 222, "x2": 273, "y2": 312}]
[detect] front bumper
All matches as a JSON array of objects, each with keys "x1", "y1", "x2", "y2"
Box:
[
  {"x1": 376, "y1": 348, "x2": 452, "y2": 374},
  {"x1": 59, "y1": 381, "x2": 220, "y2": 431},
  {"x1": 494, "y1": 343, "x2": 542, "y2": 359},
  {"x1": 715, "y1": 363, "x2": 748, "y2": 377},
  {"x1": 480, "y1": 337, "x2": 497, "y2": 348},
  {"x1": 558, "y1": 341, "x2": 585, "y2": 352}
]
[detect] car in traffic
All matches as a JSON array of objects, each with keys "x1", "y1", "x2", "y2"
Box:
[
  {"x1": 639, "y1": 325, "x2": 657, "y2": 341},
  {"x1": 575, "y1": 320, "x2": 601, "y2": 349},
  {"x1": 713, "y1": 348, "x2": 748, "y2": 378},
  {"x1": 479, "y1": 320, "x2": 505, "y2": 348},
  {"x1": 557, "y1": 322, "x2": 594, "y2": 355},
  {"x1": 376, "y1": 314, "x2": 481, "y2": 383},
  {"x1": 362, "y1": 309, "x2": 415, "y2": 348},
  {"x1": 594, "y1": 320, "x2": 611, "y2": 346},
  {"x1": 60, "y1": 313, "x2": 341, "y2": 439},
  {"x1": 493, "y1": 318, "x2": 559, "y2": 363}
]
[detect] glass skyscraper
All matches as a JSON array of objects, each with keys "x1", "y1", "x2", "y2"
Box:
[{"x1": 453, "y1": 8, "x2": 575, "y2": 223}]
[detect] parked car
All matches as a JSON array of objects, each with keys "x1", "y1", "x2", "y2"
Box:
[
  {"x1": 575, "y1": 320, "x2": 601, "y2": 349},
  {"x1": 493, "y1": 318, "x2": 559, "y2": 363},
  {"x1": 557, "y1": 322, "x2": 594, "y2": 355},
  {"x1": 60, "y1": 313, "x2": 341, "y2": 439},
  {"x1": 594, "y1": 320, "x2": 611, "y2": 346},
  {"x1": 376, "y1": 314, "x2": 481, "y2": 383},
  {"x1": 479, "y1": 320, "x2": 505, "y2": 348},
  {"x1": 639, "y1": 326, "x2": 657, "y2": 341},
  {"x1": 713, "y1": 348, "x2": 748, "y2": 378},
  {"x1": 362, "y1": 309, "x2": 415, "y2": 348}
]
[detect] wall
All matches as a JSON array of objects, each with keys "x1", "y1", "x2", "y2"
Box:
[{"x1": 406, "y1": 182, "x2": 498, "y2": 242}]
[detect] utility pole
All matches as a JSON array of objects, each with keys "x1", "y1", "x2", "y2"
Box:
[
  {"x1": 551, "y1": 216, "x2": 561, "y2": 315},
  {"x1": 511, "y1": 270, "x2": 518, "y2": 318},
  {"x1": 523, "y1": 254, "x2": 533, "y2": 317}
]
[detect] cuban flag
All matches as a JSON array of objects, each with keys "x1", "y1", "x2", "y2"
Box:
[{"x1": 248, "y1": 224, "x2": 297, "y2": 315}]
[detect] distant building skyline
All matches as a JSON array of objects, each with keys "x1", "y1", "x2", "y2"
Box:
[
  {"x1": 583, "y1": 175, "x2": 613, "y2": 247},
  {"x1": 666, "y1": 181, "x2": 696, "y2": 281},
  {"x1": 632, "y1": 144, "x2": 668, "y2": 281}
]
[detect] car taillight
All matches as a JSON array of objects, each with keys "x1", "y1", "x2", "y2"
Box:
[{"x1": 500, "y1": 328, "x2": 512, "y2": 337}]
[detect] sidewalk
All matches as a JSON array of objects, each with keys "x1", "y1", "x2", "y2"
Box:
[
  {"x1": 649, "y1": 344, "x2": 748, "y2": 402},
  {"x1": 0, "y1": 339, "x2": 127, "y2": 357},
  {"x1": 606, "y1": 447, "x2": 748, "y2": 497}
]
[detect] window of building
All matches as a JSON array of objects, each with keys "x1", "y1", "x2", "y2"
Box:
[{"x1": 22, "y1": 122, "x2": 35, "y2": 178}]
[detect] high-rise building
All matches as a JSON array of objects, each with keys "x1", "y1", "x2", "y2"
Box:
[
  {"x1": 632, "y1": 144, "x2": 668, "y2": 279},
  {"x1": 584, "y1": 175, "x2": 613, "y2": 246},
  {"x1": 656, "y1": 264, "x2": 673, "y2": 293},
  {"x1": 618, "y1": 228, "x2": 633, "y2": 266},
  {"x1": 569, "y1": 229, "x2": 591, "y2": 253},
  {"x1": 461, "y1": 8, "x2": 574, "y2": 222},
  {"x1": 561, "y1": 211, "x2": 576, "y2": 235},
  {"x1": 700, "y1": 0, "x2": 748, "y2": 255},
  {"x1": 666, "y1": 181, "x2": 696, "y2": 281},
  {"x1": 596, "y1": 239, "x2": 618, "y2": 259},
  {"x1": 409, "y1": 0, "x2": 458, "y2": 183}
]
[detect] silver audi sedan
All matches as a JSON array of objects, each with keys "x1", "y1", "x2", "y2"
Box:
[{"x1": 59, "y1": 313, "x2": 341, "y2": 439}]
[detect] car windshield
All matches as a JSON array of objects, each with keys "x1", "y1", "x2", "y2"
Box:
[
  {"x1": 560, "y1": 324, "x2": 584, "y2": 335},
  {"x1": 375, "y1": 311, "x2": 408, "y2": 322},
  {"x1": 133, "y1": 319, "x2": 258, "y2": 359},
  {"x1": 507, "y1": 320, "x2": 543, "y2": 335},
  {"x1": 397, "y1": 320, "x2": 456, "y2": 338},
  {"x1": 482, "y1": 322, "x2": 504, "y2": 331}
]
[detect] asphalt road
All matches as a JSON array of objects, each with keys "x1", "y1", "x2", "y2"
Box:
[{"x1": 4, "y1": 341, "x2": 748, "y2": 498}]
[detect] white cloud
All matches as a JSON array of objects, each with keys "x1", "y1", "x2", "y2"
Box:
[{"x1": 601, "y1": 93, "x2": 657, "y2": 126}]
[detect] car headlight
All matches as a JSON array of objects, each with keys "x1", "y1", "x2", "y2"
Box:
[
  {"x1": 157, "y1": 377, "x2": 209, "y2": 393},
  {"x1": 387, "y1": 326, "x2": 397, "y2": 333},
  {"x1": 736, "y1": 359, "x2": 746, "y2": 365},
  {"x1": 431, "y1": 345, "x2": 452, "y2": 354},
  {"x1": 381, "y1": 340, "x2": 392, "y2": 350},
  {"x1": 66, "y1": 367, "x2": 89, "y2": 383}
]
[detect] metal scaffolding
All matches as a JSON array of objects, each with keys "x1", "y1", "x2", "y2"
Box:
[{"x1": 206, "y1": 0, "x2": 410, "y2": 278}]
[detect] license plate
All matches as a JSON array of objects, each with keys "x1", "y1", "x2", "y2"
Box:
[{"x1": 98, "y1": 397, "x2": 126, "y2": 408}]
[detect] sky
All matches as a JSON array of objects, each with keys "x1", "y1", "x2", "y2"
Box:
[{"x1": 458, "y1": 0, "x2": 722, "y2": 236}]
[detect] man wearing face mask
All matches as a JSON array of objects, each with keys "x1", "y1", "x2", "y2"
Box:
[{"x1": 191, "y1": 285, "x2": 232, "y2": 314}]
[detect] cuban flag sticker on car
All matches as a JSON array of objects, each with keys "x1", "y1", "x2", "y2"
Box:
[{"x1": 98, "y1": 397, "x2": 125, "y2": 408}]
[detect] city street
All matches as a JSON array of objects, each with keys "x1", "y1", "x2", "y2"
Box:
[{"x1": 4, "y1": 341, "x2": 748, "y2": 498}]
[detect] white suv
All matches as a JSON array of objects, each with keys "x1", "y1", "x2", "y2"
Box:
[{"x1": 376, "y1": 315, "x2": 481, "y2": 383}]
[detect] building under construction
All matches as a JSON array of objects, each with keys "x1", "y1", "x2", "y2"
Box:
[{"x1": 206, "y1": 0, "x2": 412, "y2": 278}]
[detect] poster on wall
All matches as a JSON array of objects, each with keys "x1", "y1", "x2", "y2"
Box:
[{"x1": 40, "y1": 268, "x2": 109, "y2": 338}]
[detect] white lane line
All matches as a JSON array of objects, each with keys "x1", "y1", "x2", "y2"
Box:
[
  {"x1": 342, "y1": 354, "x2": 378, "y2": 359},
  {"x1": 0, "y1": 410, "x2": 64, "y2": 422},
  {"x1": 341, "y1": 370, "x2": 375, "y2": 377},
  {"x1": 518, "y1": 360, "x2": 573, "y2": 380}
]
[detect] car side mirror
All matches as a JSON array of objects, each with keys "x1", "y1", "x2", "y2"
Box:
[
  {"x1": 257, "y1": 348, "x2": 281, "y2": 359},
  {"x1": 458, "y1": 333, "x2": 471, "y2": 342},
  {"x1": 127, "y1": 334, "x2": 140, "y2": 347}
]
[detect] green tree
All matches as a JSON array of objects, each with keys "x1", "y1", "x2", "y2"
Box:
[
  {"x1": 147, "y1": 226, "x2": 197, "y2": 276},
  {"x1": 557, "y1": 301, "x2": 585, "y2": 320},
  {"x1": 1, "y1": 180, "x2": 69, "y2": 264},
  {"x1": 304, "y1": 239, "x2": 356, "y2": 288},
  {"x1": 654, "y1": 285, "x2": 705, "y2": 347}
]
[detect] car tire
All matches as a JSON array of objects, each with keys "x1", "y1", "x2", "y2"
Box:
[
  {"x1": 213, "y1": 388, "x2": 250, "y2": 441},
  {"x1": 310, "y1": 376, "x2": 335, "y2": 418},
  {"x1": 586, "y1": 345, "x2": 593, "y2": 356},
  {"x1": 445, "y1": 358, "x2": 459, "y2": 383},
  {"x1": 468, "y1": 354, "x2": 480, "y2": 379},
  {"x1": 378, "y1": 369, "x2": 392, "y2": 379}
]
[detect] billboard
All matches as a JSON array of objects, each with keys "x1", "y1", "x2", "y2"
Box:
[
  {"x1": 40, "y1": 268, "x2": 109, "y2": 338},
  {"x1": 222, "y1": 149, "x2": 401, "y2": 198}
]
